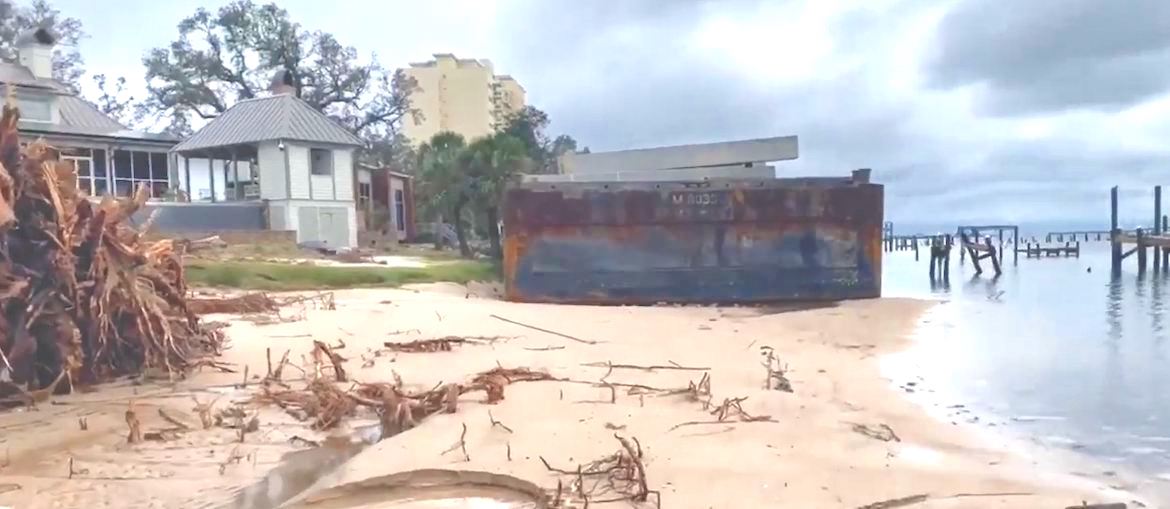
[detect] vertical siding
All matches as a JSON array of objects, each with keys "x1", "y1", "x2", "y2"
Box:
[
  {"x1": 345, "y1": 204, "x2": 358, "y2": 247},
  {"x1": 287, "y1": 144, "x2": 310, "y2": 199},
  {"x1": 268, "y1": 205, "x2": 287, "y2": 231},
  {"x1": 311, "y1": 175, "x2": 334, "y2": 200},
  {"x1": 258, "y1": 142, "x2": 286, "y2": 199},
  {"x1": 333, "y1": 149, "x2": 354, "y2": 201}
]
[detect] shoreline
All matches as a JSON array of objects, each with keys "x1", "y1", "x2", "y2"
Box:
[
  {"x1": 0, "y1": 287, "x2": 1136, "y2": 508},
  {"x1": 883, "y1": 302, "x2": 1158, "y2": 507}
]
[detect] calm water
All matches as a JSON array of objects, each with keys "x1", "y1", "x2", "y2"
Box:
[{"x1": 882, "y1": 242, "x2": 1170, "y2": 481}]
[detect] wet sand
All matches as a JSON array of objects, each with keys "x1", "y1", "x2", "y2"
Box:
[{"x1": 0, "y1": 285, "x2": 1135, "y2": 508}]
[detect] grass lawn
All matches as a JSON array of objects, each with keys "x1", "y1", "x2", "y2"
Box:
[{"x1": 184, "y1": 259, "x2": 498, "y2": 291}]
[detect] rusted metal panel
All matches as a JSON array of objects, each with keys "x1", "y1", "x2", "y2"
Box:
[{"x1": 502, "y1": 174, "x2": 883, "y2": 304}]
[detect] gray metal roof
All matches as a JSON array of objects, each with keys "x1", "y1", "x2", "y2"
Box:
[
  {"x1": 0, "y1": 61, "x2": 176, "y2": 144},
  {"x1": 172, "y1": 94, "x2": 363, "y2": 154},
  {"x1": 0, "y1": 61, "x2": 67, "y2": 92},
  {"x1": 16, "y1": 95, "x2": 177, "y2": 144}
]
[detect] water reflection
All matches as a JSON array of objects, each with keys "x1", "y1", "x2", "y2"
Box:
[{"x1": 883, "y1": 245, "x2": 1170, "y2": 477}]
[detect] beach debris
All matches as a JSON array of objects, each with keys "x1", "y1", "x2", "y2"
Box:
[
  {"x1": 440, "y1": 422, "x2": 470, "y2": 461},
  {"x1": 77, "y1": 416, "x2": 87, "y2": 430},
  {"x1": 760, "y1": 346, "x2": 793, "y2": 392},
  {"x1": 67, "y1": 456, "x2": 88, "y2": 478},
  {"x1": 490, "y1": 314, "x2": 599, "y2": 344},
  {"x1": 125, "y1": 403, "x2": 143, "y2": 444},
  {"x1": 1064, "y1": 503, "x2": 1127, "y2": 509},
  {"x1": 0, "y1": 105, "x2": 222, "y2": 402},
  {"x1": 255, "y1": 342, "x2": 556, "y2": 434},
  {"x1": 381, "y1": 336, "x2": 469, "y2": 352},
  {"x1": 540, "y1": 434, "x2": 658, "y2": 507},
  {"x1": 581, "y1": 360, "x2": 709, "y2": 372},
  {"x1": 488, "y1": 410, "x2": 514, "y2": 433},
  {"x1": 669, "y1": 393, "x2": 775, "y2": 432},
  {"x1": 187, "y1": 292, "x2": 279, "y2": 315},
  {"x1": 312, "y1": 340, "x2": 348, "y2": 382},
  {"x1": 0, "y1": 482, "x2": 19, "y2": 495},
  {"x1": 849, "y1": 422, "x2": 901, "y2": 442},
  {"x1": 856, "y1": 493, "x2": 928, "y2": 509},
  {"x1": 219, "y1": 446, "x2": 246, "y2": 475},
  {"x1": 158, "y1": 408, "x2": 195, "y2": 431},
  {"x1": 190, "y1": 395, "x2": 219, "y2": 429}
]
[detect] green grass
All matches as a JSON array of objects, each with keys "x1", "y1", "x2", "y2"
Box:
[{"x1": 184, "y1": 260, "x2": 498, "y2": 291}]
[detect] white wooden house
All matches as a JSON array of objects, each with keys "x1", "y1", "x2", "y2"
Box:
[{"x1": 171, "y1": 76, "x2": 364, "y2": 248}]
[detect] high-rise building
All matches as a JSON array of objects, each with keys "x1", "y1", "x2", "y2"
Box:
[{"x1": 401, "y1": 54, "x2": 526, "y2": 146}]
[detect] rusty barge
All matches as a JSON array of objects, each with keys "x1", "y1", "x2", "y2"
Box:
[{"x1": 501, "y1": 168, "x2": 883, "y2": 304}]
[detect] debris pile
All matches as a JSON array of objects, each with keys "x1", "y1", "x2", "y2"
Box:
[
  {"x1": 188, "y1": 292, "x2": 280, "y2": 315},
  {"x1": 255, "y1": 339, "x2": 556, "y2": 437},
  {"x1": 0, "y1": 104, "x2": 221, "y2": 399}
]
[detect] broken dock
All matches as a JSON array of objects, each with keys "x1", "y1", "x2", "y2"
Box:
[
  {"x1": 1110, "y1": 185, "x2": 1170, "y2": 276},
  {"x1": 1019, "y1": 242, "x2": 1080, "y2": 258}
]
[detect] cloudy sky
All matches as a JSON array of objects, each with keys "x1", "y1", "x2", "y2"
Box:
[{"x1": 54, "y1": 0, "x2": 1170, "y2": 227}]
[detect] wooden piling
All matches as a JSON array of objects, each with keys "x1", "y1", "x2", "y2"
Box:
[
  {"x1": 985, "y1": 237, "x2": 1002, "y2": 276},
  {"x1": 943, "y1": 235, "x2": 951, "y2": 281},
  {"x1": 1156, "y1": 186, "x2": 1162, "y2": 274},
  {"x1": 1164, "y1": 215, "x2": 1169, "y2": 271},
  {"x1": 1137, "y1": 227, "x2": 1147, "y2": 275},
  {"x1": 1111, "y1": 186, "x2": 1121, "y2": 275},
  {"x1": 997, "y1": 229, "x2": 1004, "y2": 265}
]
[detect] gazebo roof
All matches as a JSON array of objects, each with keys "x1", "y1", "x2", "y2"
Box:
[{"x1": 172, "y1": 94, "x2": 363, "y2": 155}]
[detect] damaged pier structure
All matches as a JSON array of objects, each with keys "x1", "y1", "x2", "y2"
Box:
[{"x1": 503, "y1": 137, "x2": 884, "y2": 304}]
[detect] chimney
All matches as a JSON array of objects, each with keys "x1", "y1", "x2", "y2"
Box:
[
  {"x1": 269, "y1": 69, "x2": 296, "y2": 96},
  {"x1": 16, "y1": 27, "x2": 55, "y2": 79}
]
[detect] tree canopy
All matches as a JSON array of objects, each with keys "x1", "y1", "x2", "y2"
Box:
[
  {"x1": 0, "y1": 0, "x2": 84, "y2": 89},
  {"x1": 499, "y1": 105, "x2": 578, "y2": 174},
  {"x1": 140, "y1": 0, "x2": 417, "y2": 164}
]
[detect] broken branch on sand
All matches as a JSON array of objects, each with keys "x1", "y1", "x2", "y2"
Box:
[
  {"x1": 540, "y1": 434, "x2": 658, "y2": 507},
  {"x1": 380, "y1": 335, "x2": 511, "y2": 353},
  {"x1": 489, "y1": 314, "x2": 598, "y2": 344},
  {"x1": 125, "y1": 403, "x2": 143, "y2": 444},
  {"x1": 760, "y1": 346, "x2": 793, "y2": 393},
  {"x1": 582, "y1": 361, "x2": 710, "y2": 371},
  {"x1": 488, "y1": 410, "x2": 514, "y2": 433},
  {"x1": 848, "y1": 422, "x2": 901, "y2": 442},
  {"x1": 312, "y1": 340, "x2": 348, "y2": 382},
  {"x1": 855, "y1": 493, "x2": 929, "y2": 509},
  {"x1": 158, "y1": 408, "x2": 193, "y2": 431},
  {"x1": 441, "y1": 422, "x2": 470, "y2": 461}
]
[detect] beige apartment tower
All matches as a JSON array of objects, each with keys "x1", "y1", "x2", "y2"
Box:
[{"x1": 402, "y1": 53, "x2": 526, "y2": 146}]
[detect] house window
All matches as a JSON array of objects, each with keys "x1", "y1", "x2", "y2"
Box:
[
  {"x1": 17, "y1": 96, "x2": 51, "y2": 122},
  {"x1": 113, "y1": 149, "x2": 170, "y2": 197},
  {"x1": 394, "y1": 189, "x2": 406, "y2": 233},
  {"x1": 61, "y1": 147, "x2": 105, "y2": 196},
  {"x1": 310, "y1": 148, "x2": 332, "y2": 176},
  {"x1": 357, "y1": 182, "x2": 371, "y2": 207}
]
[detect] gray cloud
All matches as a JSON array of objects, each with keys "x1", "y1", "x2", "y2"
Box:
[
  {"x1": 925, "y1": 0, "x2": 1170, "y2": 115},
  {"x1": 484, "y1": 0, "x2": 1169, "y2": 226}
]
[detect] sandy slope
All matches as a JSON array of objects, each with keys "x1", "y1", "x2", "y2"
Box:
[{"x1": 0, "y1": 287, "x2": 1133, "y2": 508}]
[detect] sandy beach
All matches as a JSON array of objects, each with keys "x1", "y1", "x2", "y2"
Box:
[{"x1": 0, "y1": 285, "x2": 1136, "y2": 508}]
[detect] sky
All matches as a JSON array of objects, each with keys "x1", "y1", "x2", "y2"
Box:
[{"x1": 49, "y1": 0, "x2": 1170, "y2": 227}]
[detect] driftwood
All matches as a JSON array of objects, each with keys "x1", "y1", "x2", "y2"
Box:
[
  {"x1": 0, "y1": 104, "x2": 221, "y2": 401},
  {"x1": 489, "y1": 314, "x2": 598, "y2": 345},
  {"x1": 540, "y1": 434, "x2": 659, "y2": 507},
  {"x1": 255, "y1": 341, "x2": 556, "y2": 435}
]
